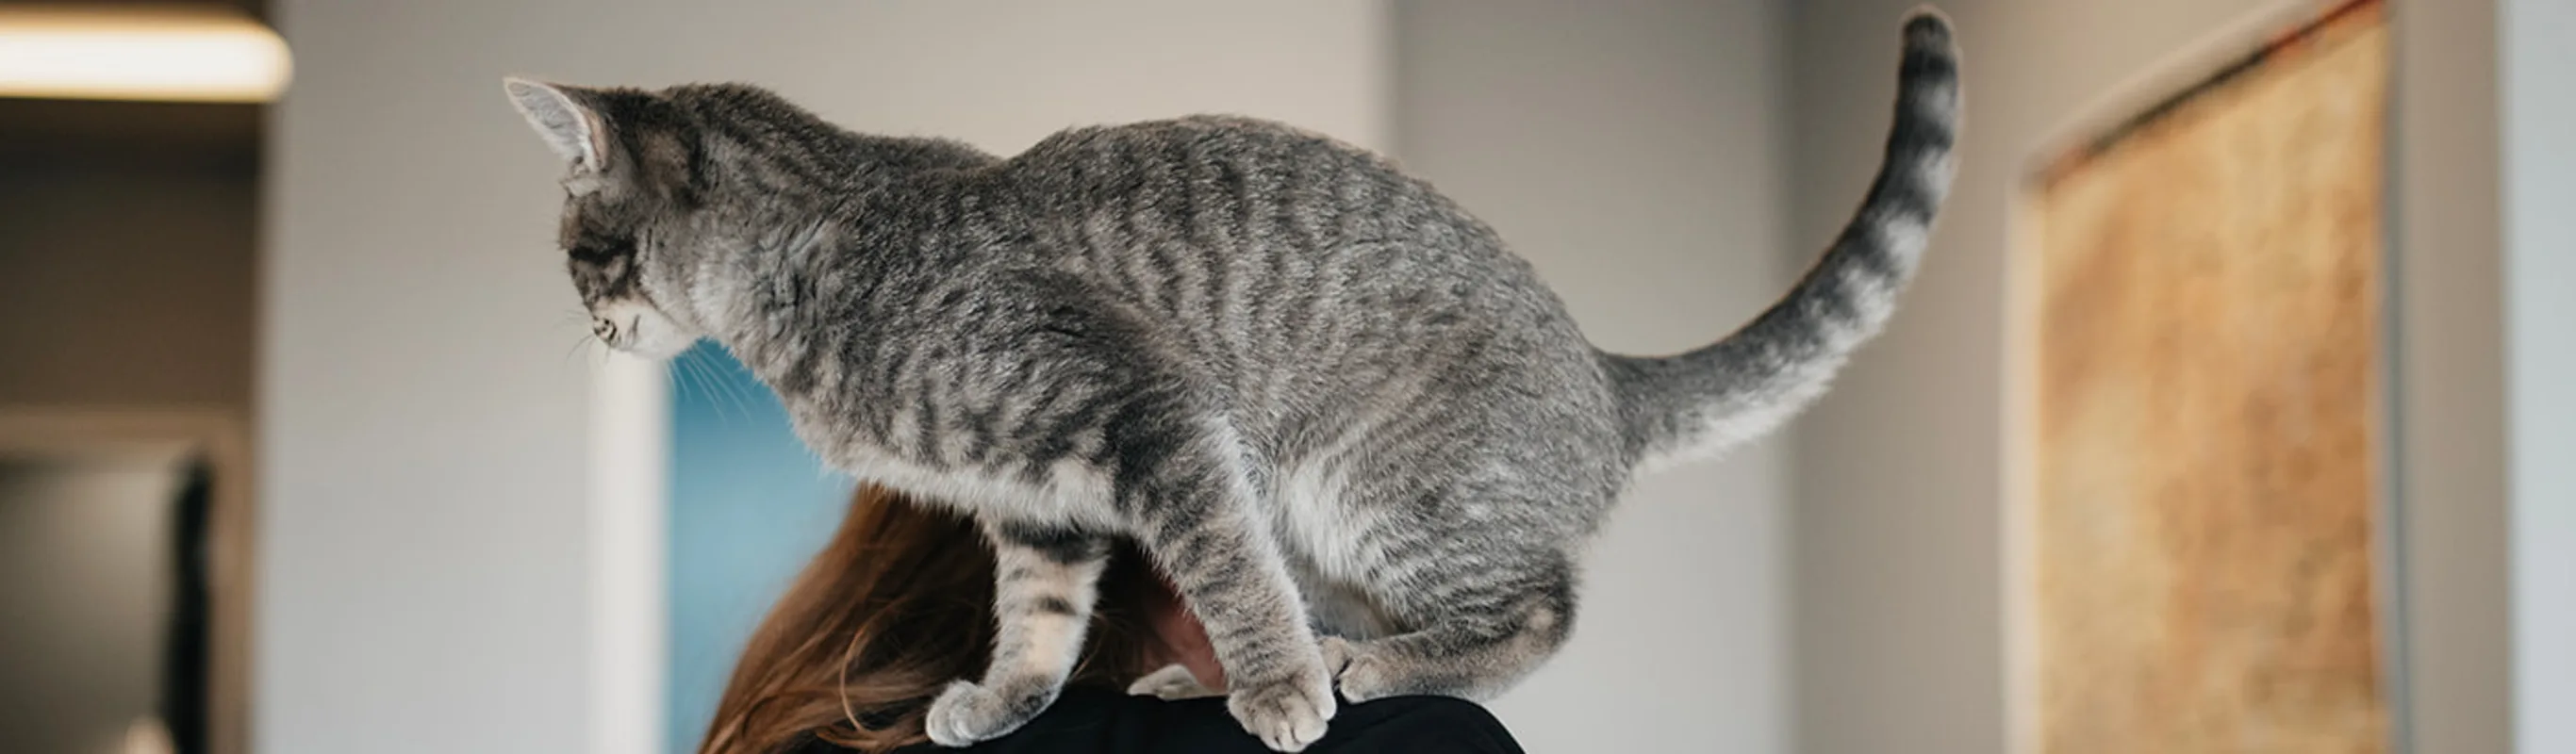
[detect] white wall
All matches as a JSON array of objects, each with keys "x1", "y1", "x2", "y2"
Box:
[
  {"x1": 258, "y1": 2, "x2": 1387, "y2": 752},
  {"x1": 1394, "y1": 1, "x2": 1792, "y2": 750},
  {"x1": 1785, "y1": 2, "x2": 2513, "y2": 753},
  {"x1": 2502, "y1": 0, "x2": 2576, "y2": 749}
]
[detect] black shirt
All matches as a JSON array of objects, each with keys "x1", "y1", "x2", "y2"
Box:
[{"x1": 794, "y1": 686, "x2": 1526, "y2": 754}]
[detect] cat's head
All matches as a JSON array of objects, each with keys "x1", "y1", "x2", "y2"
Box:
[{"x1": 504, "y1": 77, "x2": 708, "y2": 359}]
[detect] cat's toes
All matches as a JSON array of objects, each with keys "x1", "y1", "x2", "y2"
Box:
[
  {"x1": 1227, "y1": 666, "x2": 1335, "y2": 752},
  {"x1": 924, "y1": 679, "x2": 1051, "y2": 747},
  {"x1": 1128, "y1": 663, "x2": 1222, "y2": 700},
  {"x1": 1319, "y1": 636, "x2": 1357, "y2": 677},
  {"x1": 1323, "y1": 638, "x2": 1398, "y2": 704}
]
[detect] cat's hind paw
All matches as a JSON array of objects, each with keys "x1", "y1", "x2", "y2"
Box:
[
  {"x1": 924, "y1": 679, "x2": 1052, "y2": 747},
  {"x1": 1320, "y1": 635, "x2": 1401, "y2": 704},
  {"x1": 1127, "y1": 663, "x2": 1223, "y2": 699}
]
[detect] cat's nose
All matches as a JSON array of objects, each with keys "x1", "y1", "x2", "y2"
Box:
[{"x1": 594, "y1": 320, "x2": 617, "y2": 341}]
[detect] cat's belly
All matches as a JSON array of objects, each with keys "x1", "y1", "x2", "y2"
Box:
[
  {"x1": 837, "y1": 449, "x2": 1126, "y2": 532},
  {"x1": 1269, "y1": 430, "x2": 1391, "y2": 577},
  {"x1": 1295, "y1": 567, "x2": 1399, "y2": 640},
  {"x1": 1271, "y1": 447, "x2": 1410, "y2": 639}
]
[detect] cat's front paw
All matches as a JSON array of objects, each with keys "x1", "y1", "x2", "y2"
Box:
[
  {"x1": 925, "y1": 679, "x2": 1053, "y2": 747},
  {"x1": 1226, "y1": 664, "x2": 1335, "y2": 752}
]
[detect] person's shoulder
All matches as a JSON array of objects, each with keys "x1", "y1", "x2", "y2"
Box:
[
  {"x1": 812, "y1": 687, "x2": 1523, "y2": 754},
  {"x1": 1317, "y1": 695, "x2": 1524, "y2": 754},
  {"x1": 1340, "y1": 694, "x2": 1505, "y2": 724}
]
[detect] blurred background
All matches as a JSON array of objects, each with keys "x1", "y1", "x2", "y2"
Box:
[{"x1": 0, "y1": 1, "x2": 2566, "y2": 753}]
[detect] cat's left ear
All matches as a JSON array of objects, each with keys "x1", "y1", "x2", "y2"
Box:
[{"x1": 504, "y1": 77, "x2": 611, "y2": 178}]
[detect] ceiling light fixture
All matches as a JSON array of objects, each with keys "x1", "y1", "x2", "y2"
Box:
[{"x1": 0, "y1": 6, "x2": 291, "y2": 103}]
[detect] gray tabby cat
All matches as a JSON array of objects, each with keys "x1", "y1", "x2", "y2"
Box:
[{"x1": 507, "y1": 9, "x2": 1956, "y2": 751}]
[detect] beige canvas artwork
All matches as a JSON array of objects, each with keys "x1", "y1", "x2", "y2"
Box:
[{"x1": 2014, "y1": 2, "x2": 2391, "y2": 752}]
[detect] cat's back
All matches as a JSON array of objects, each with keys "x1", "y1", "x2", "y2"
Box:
[
  {"x1": 993, "y1": 113, "x2": 1554, "y2": 320},
  {"x1": 1013, "y1": 113, "x2": 1385, "y2": 183},
  {"x1": 977, "y1": 114, "x2": 1607, "y2": 448},
  {"x1": 999, "y1": 114, "x2": 1468, "y2": 245}
]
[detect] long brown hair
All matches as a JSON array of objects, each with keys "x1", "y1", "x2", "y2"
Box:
[{"x1": 698, "y1": 484, "x2": 1161, "y2": 754}]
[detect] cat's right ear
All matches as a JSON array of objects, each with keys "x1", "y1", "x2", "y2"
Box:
[{"x1": 504, "y1": 77, "x2": 611, "y2": 182}]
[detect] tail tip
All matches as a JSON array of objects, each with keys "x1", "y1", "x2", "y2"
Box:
[{"x1": 1903, "y1": 6, "x2": 1955, "y2": 47}]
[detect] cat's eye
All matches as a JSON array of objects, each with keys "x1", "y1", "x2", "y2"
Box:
[{"x1": 568, "y1": 239, "x2": 630, "y2": 264}]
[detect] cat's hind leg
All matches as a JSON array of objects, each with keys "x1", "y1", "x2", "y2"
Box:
[
  {"x1": 1110, "y1": 402, "x2": 1335, "y2": 751},
  {"x1": 1324, "y1": 549, "x2": 1577, "y2": 704},
  {"x1": 924, "y1": 522, "x2": 1112, "y2": 746}
]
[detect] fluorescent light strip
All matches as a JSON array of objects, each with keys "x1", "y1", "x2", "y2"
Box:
[{"x1": 0, "y1": 6, "x2": 291, "y2": 103}]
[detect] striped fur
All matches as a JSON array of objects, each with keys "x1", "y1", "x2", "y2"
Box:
[{"x1": 507, "y1": 9, "x2": 1958, "y2": 751}]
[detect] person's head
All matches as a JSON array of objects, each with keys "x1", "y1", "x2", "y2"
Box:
[{"x1": 698, "y1": 484, "x2": 1174, "y2": 754}]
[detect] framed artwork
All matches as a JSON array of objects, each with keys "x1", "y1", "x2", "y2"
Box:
[{"x1": 2005, "y1": 1, "x2": 2395, "y2": 752}]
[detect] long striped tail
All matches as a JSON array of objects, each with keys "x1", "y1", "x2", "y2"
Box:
[{"x1": 1607, "y1": 8, "x2": 1961, "y2": 470}]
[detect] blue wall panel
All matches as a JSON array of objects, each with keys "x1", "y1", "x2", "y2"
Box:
[{"x1": 665, "y1": 343, "x2": 852, "y2": 752}]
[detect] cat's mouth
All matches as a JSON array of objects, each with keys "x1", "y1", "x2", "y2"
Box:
[
  {"x1": 592, "y1": 315, "x2": 641, "y2": 347},
  {"x1": 590, "y1": 301, "x2": 696, "y2": 360}
]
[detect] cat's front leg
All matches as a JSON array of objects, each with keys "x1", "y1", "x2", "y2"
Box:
[
  {"x1": 923, "y1": 521, "x2": 1112, "y2": 747},
  {"x1": 1118, "y1": 434, "x2": 1334, "y2": 752}
]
